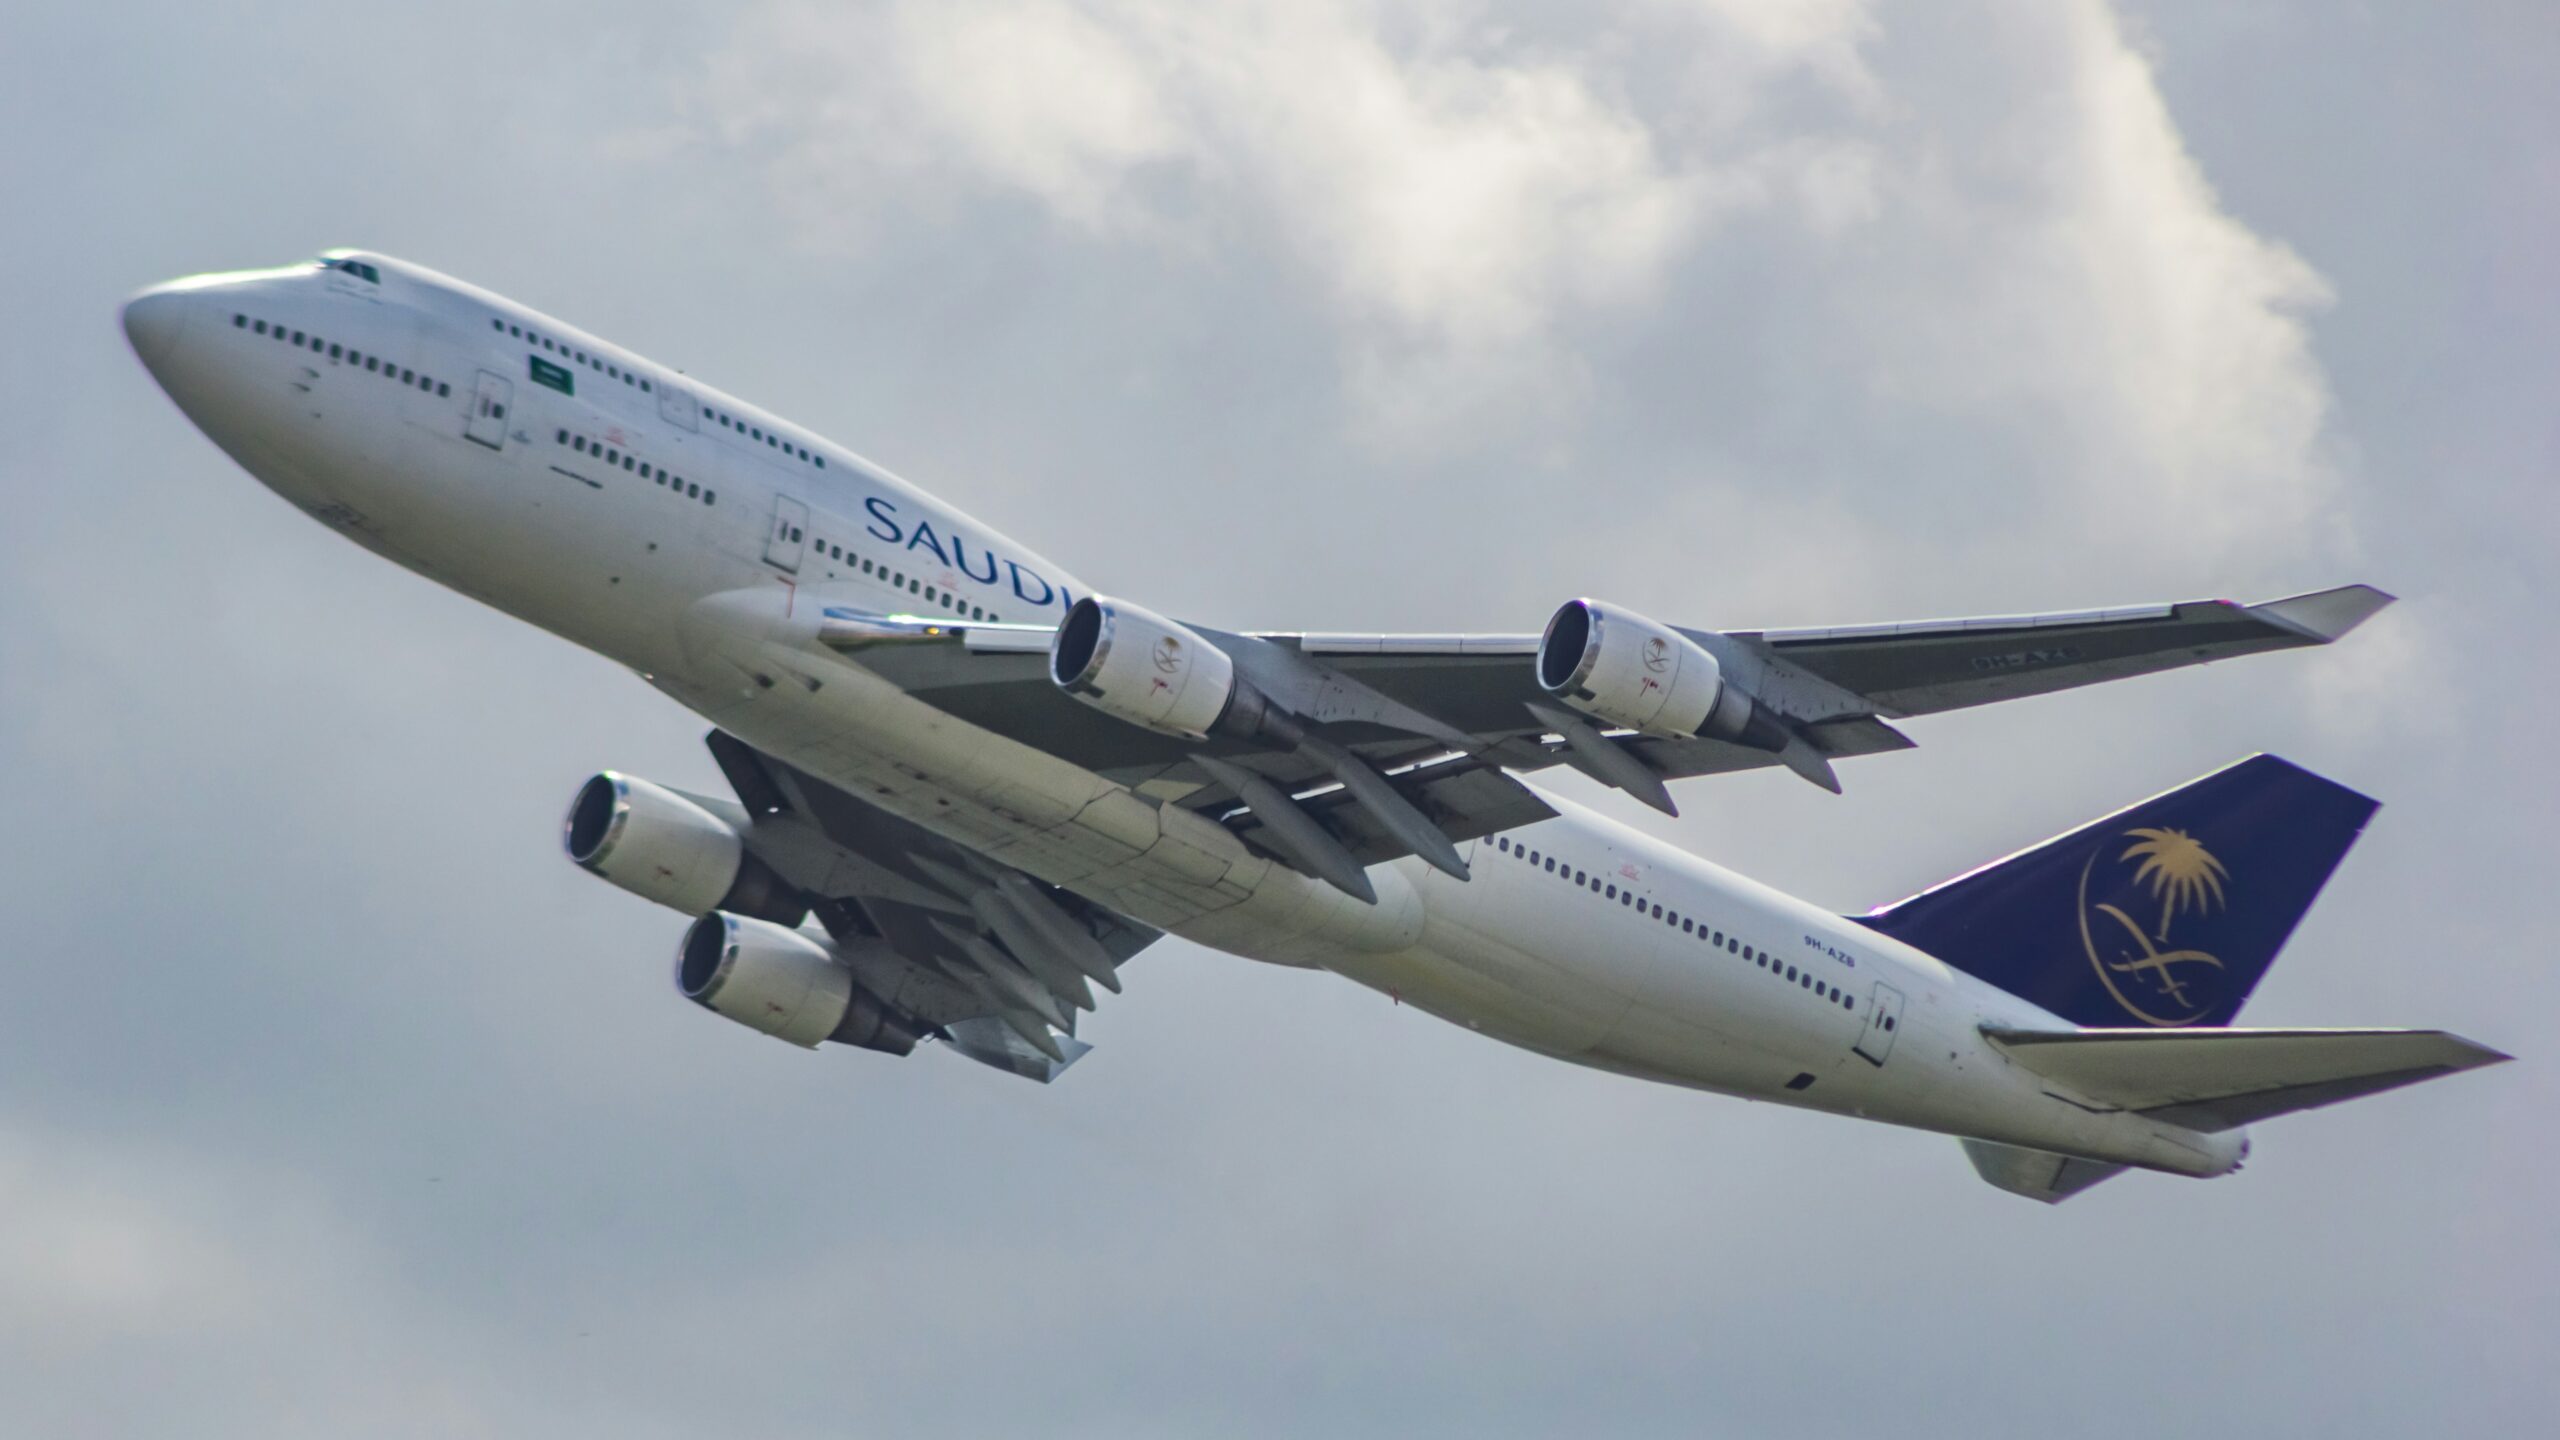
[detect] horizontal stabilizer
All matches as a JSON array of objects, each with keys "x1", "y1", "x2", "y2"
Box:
[
  {"x1": 1961, "y1": 1138, "x2": 2127, "y2": 1204},
  {"x1": 1984, "y1": 1026, "x2": 2510, "y2": 1132}
]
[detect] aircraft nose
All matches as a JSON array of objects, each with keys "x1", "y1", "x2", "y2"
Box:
[{"x1": 120, "y1": 285, "x2": 192, "y2": 372}]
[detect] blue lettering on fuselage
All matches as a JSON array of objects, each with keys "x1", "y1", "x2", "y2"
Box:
[
  {"x1": 905, "y1": 520, "x2": 951, "y2": 565},
  {"x1": 951, "y1": 536, "x2": 999, "y2": 584},
  {"x1": 862, "y1": 496, "x2": 901, "y2": 543},
  {"x1": 859, "y1": 495, "x2": 1067, "y2": 611},
  {"x1": 1006, "y1": 559, "x2": 1054, "y2": 607}
]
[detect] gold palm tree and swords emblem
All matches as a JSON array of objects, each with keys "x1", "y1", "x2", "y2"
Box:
[{"x1": 2078, "y1": 826, "x2": 2231, "y2": 1026}]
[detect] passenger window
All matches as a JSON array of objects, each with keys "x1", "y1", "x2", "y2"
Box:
[{"x1": 438, "y1": 382, "x2": 451, "y2": 397}]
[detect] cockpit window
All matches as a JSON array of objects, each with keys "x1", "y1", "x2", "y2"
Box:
[{"x1": 317, "y1": 256, "x2": 382, "y2": 284}]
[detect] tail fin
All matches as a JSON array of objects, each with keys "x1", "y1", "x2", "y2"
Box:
[{"x1": 1856, "y1": 755, "x2": 2378, "y2": 1028}]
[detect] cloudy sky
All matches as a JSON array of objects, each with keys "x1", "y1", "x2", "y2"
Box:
[{"x1": 4, "y1": 1, "x2": 2553, "y2": 1433}]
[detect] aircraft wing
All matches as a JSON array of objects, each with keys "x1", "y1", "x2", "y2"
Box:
[
  {"x1": 705, "y1": 731, "x2": 1160, "y2": 1080},
  {"x1": 834, "y1": 584, "x2": 2385, "y2": 898},
  {"x1": 1735, "y1": 584, "x2": 2395, "y2": 718}
]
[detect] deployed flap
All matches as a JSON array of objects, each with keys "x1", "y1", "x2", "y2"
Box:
[
  {"x1": 705, "y1": 731, "x2": 1159, "y2": 1076},
  {"x1": 1983, "y1": 1027, "x2": 2510, "y2": 1131},
  {"x1": 1960, "y1": 1138, "x2": 2128, "y2": 1204}
]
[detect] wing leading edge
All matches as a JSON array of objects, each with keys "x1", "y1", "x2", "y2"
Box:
[{"x1": 830, "y1": 584, "x2": 2386, "y2": 899}]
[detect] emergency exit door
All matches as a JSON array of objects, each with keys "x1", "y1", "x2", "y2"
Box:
[
  {"x1": 764, "y1": 494, "x2": 809, "y2": 574},
  {"x1": 1853, "y1": 982, "x2": 1905, "y2": 1066},
  {"x1": 465, "y1": 370, "x2": 512, "y2": 450}
]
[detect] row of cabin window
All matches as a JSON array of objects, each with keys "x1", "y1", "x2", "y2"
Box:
[
  {"x1": 557, "y1": 430, "x2": 713, "y2": 505},
  {"x1": 701, "y1": 402, "x2": 824, "y2": 470},
  {"x1": 1490, "y1": 834, "x2": 1858, "y2": 1012},
  {"x1": 237, "y1": 314, "x2": 450, "y2": 397},
  {"x1": 493, "y1": 318, "x2": 655, "y2": 395},
  {"x1": 804, "y1": 531, "x2": 993, "y2": 621},
  {"x1": 485, "y1": 318, "x2": 829, "y2": 474}
]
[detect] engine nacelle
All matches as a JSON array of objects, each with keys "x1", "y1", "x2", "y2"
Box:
[
  {"x1": 676, "y1": 912, "x2": 858, "y2": 1048},
  {"x1": 1050, "y1": 595, "x2": 1241, "y2": 741},
  {"x1": 564, "y1": 772, "x2": 802, "y2": 922},
  {"x1": 1536, "y1": 599, "x2": 1784, "y2": 748}
]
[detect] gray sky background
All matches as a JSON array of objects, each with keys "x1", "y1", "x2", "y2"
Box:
[{"x1": 3, "y1": 2, "x2": 2553, "y2": 1435}]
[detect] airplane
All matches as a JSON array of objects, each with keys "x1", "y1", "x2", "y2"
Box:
[{"x1": 120, "y1": 249, "x2": 2505, "y2": 1202}]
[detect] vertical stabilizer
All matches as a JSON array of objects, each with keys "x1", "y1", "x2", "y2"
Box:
[{"x1": 1857, "y1": 756, "x2": 2377, "y2": 1028}]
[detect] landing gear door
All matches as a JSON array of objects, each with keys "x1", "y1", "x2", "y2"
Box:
[
  {"x1": 466, "y1": 370, "x2": 512, "y2": 451},
  {"x1": 1853, "y1": 982, "x2": 1905, "y2": 1066},
  {"x1": 764, "y1": 494, "x2": 809, "y2": 574}
]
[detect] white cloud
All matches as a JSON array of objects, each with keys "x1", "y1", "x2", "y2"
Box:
[{"x1": 693, "y1": 0, "x2": 2345, "y2": 579}]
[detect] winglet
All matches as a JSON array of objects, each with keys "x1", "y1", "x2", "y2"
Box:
[{"x1": 2247, "y1": 584, "x2": 2395, "y2": 643}]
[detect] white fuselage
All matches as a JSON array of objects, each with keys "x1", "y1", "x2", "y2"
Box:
[{"x1": 125, "y1": 253, "x2": 2244, "y2": 1178}]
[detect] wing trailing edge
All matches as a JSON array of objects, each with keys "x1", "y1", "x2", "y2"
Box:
[{"x1": 1982, "y1": 1026, "x2": 2511, "y2": 1132}]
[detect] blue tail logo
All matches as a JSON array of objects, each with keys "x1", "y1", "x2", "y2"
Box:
[{"x1": 1857, "y1": 755, "x2": 2378, "y2": 1028}]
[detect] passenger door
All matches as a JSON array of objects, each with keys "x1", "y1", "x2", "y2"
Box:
[
  {"x1": 466, "y1": 370, "x2": 512, "y2": 451},
  {"x1": 657, "y1": 381, "x2": 700, "y2": 432},
  {"x1": 764, "y1": 494, "x2": 809, "y2": 574},
  {"x1": 1853, "y1": 982, "x2": 1905, "y2": 1066}
]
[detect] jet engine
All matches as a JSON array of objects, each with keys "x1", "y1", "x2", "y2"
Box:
[
  {"x1": 675, "y1": 912, "x2": 860, "y2": 1047},
  {"x1": 1050, "y1": 596, "x2": 1255, "y2": 741},
  {"x1": 564, "y1": 772, "x2": 802, "y2": 922},
  {"x1": 1536, "y1": 599, "x2": 1789, "y2": 750},
  {"x1": 675, "y1": 913, "x2": 928, "y2": 1054}
]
